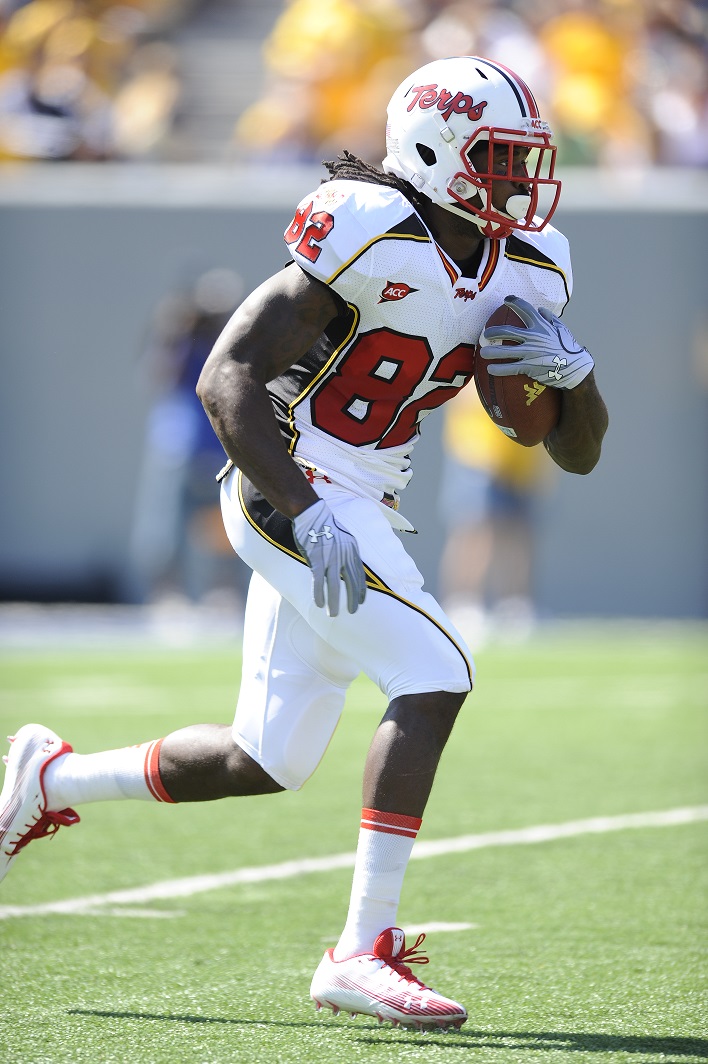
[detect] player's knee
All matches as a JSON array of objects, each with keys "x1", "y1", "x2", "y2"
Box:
[
  {"x1": 427, "y1": 688, "x2": 468, "y2": 720},
  {"x1": 224, "y1": 739, "x2": 285, "y2": 795},
  {"x1": 233, "y1": 683, "x2": 348, "y2": 792},
  {"x1": 387, "y1": 688, "x2": 467, "y2": 736}
]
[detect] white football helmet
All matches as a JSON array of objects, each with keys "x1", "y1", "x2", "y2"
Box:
[{"x1": 383, "y1": 56, "x2": 561, "y2": 239}]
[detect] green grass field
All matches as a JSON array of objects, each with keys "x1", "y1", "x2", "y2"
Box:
[{"x1": 0, "y1": 623, "x2": 706, "y2": 1064}]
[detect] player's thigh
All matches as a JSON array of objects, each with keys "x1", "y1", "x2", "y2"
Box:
[
  {"x1": 316, "y1": 484, "x2": 474, "y2": 699},
  {"x1": 221, "y1": 470, "x2": 474, "y2": 703},
  {"x1": 234, "y1": 571, "x2": 360, "y2": 791}
]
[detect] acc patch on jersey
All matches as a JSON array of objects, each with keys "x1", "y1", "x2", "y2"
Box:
[{"x1": 378, "y1": 280, "x2": 419, "y2": 303}]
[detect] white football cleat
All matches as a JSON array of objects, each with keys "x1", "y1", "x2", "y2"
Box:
[
  {"x1": 0, "y1": 724, "x2": 79, "y2": 885},
  {"x1": 310, "y1": 927, "x2": 467, "y2": 1030}
]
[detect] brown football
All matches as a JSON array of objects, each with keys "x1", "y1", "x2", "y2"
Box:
[{"x1": 474, "y1": 302, "x2": 561, "y2": 447}]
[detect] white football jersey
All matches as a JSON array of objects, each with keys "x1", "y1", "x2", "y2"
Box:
[{"x1": 272, "y1": 179, "x2": 572, "y2": 521}]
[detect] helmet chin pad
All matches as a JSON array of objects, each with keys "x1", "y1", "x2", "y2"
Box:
[{"x1": 504, "y1": 193, "x2": 533, "y2": 219}]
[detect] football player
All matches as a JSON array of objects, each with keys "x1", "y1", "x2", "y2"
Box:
[{"x1": 1, "y1": 56, "x2": 607, "y2": 1029}]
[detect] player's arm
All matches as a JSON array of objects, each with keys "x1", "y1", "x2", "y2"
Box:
[
  {"x1": 198, "y1": 263, "x2": 335, "y2": 517},
  {"x1": 544, "y1": 371, "x2": 608, "y2": 474},
  {"x1": 197, "y1": 263, "x2": 367, "y2": 615},
  {"x1": 480, "y1": 294, "x2": 608, "y2": 474}
]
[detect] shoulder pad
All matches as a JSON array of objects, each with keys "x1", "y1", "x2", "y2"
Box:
[
  {"x1": 283, "y1": 180, "x2": 424, "y2": 295},
  {"x1": 506, "y1": 223, "x2": 573, "y2": 309}
]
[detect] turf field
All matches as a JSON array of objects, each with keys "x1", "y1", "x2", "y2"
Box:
[{"x1": 0, "y1": 622, "x2": 706, "y2": 1064}]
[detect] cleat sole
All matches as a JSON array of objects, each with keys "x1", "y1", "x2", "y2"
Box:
[{"x1": 312, "y1": 1000, "x2": 465, "y2": 1032}]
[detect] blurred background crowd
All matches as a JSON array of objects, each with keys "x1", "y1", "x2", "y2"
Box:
[
  {"x1": 0, "y1": 0, "x2": 185, "y2": 160},
  {"x1": 0, "y1": 0, "x2": 706, "y2": 167}
]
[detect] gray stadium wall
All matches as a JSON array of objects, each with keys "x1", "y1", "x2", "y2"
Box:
[{"x1": 0, "y1": 165, "x2": 706, "y2": 617}]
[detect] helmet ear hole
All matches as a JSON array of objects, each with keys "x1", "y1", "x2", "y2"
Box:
[{"x1": 416, "y1": 143, "x2": 437, "y2": 166}]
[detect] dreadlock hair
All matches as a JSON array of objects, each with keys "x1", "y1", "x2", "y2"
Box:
[{"x1": 323, "y1": 150, "x2": 429, "y2": 214}]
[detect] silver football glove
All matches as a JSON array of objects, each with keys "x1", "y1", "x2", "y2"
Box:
[
  {"x1": 292, "y1": 499, "x2": 367, "y2": 617},
  {"x1": 480, "y1": 294, "x2": 594, "y2": 390}
]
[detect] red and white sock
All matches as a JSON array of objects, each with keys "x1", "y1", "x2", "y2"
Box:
[
  {"x1": 43, "y1": 739, "x2": 176, "y2": 809},
  {"x1": 332, "y1": 807, "x2": 421, "y2": 961}
]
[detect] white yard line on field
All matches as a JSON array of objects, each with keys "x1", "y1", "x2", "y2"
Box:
[{"x1": 0, "y1": 806, "x2": 706, "y2": 920}]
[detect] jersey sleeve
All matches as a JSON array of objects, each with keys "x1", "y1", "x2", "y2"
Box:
[{"x1": 283, "y1": 181, "x2": 418, "y2": 305}]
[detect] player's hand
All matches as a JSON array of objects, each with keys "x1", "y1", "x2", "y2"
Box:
[
  {"x1": 480, "y1": 294, "x2": 594, "y2": 390},
  {"x1": 292, "y1": 499, "x2": 367, "y2": 617}
]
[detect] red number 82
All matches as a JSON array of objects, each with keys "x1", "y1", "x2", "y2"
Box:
[{"x1": 284, "y1": 201, "x2": 334, "y2": 263}]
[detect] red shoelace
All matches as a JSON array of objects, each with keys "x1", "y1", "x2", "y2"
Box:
[
  {"x1": 382, "y1": 932, "x2": 430, "y2": 985},
  {"x1": 8, "y1": 808, "x2": 80, "y2": 856}
]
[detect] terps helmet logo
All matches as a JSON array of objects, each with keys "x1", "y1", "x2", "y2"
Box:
[
  {"x1": 379, "y1": 281, "x2": 418, "y2": 303},
  {"x1": 407, "y1": 83, "x2": 488, "y2": 123}
]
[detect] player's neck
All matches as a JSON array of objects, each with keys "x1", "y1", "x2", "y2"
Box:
[{"x1": 418, "y1": 201, "x2": 486, "y2": 275}]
